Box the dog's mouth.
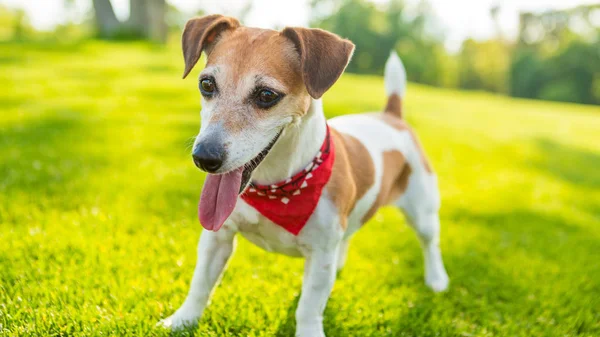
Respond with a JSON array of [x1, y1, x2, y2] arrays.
[[198, 129, 283, 232], [239, 130, 283, 193]]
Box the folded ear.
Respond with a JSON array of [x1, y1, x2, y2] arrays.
[[281, 27, 355, 99], [181, 15, 240, 78]]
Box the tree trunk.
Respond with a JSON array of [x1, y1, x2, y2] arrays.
[[92, 0, 121, 38], [92, 0, 167, 42], [127, 0, 167, 43], [146, 0, 167, 43], [127, 0, 147, 37]]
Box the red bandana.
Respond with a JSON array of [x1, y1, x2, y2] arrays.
[[241, 125, 335, 235]]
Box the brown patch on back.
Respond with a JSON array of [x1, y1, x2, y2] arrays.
[[377, 113, 433, 173], [361, 151, 412, 224], [384, 94, 402, 118], [326, 128, 375, 229]]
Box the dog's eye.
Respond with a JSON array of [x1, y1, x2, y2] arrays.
[[255, 89, 281, 108], [200, 78, 216, 95]]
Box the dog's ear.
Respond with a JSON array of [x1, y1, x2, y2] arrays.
[[181, 15, 240, 79], [281, 27, 354, 99]]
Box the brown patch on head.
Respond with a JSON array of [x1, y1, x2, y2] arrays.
[[201, 27, 311, 134], [207, 27, 305, 91], [326, 129, 375, 229], [361, 151, 412, 223], [377, 113, 433, 173], [384, 94, 402, 118], [182, 16, 355, 99]]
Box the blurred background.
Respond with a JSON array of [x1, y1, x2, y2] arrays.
[[1, 1, 599, 336], [2, 0, 600, 105]]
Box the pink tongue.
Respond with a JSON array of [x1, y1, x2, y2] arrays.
[[198, 167, 244, 231]]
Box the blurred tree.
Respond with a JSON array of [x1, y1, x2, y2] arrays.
[[12, 8, 30, 41], [166, 2, 196, 33], [511, 4, 600, 104], [92, 0, 120, 37], [458, 39, 511, 93], [456, 5, 511, 94], [509, 48, 545, 99], [0, 5, 16, 40], [92, 0, 167, 42], [311, 0, 599, 105], [310, 0, 449, 86], [540, 41, 600, 104], [457, 39, 483, 90]]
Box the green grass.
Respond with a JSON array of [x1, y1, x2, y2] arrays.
[[1, 39, 599, 337]]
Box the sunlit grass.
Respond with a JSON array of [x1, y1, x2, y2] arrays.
[[1, 40, 599, 336]]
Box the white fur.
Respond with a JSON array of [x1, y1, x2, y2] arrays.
[[160, 55, 448, 336], [251, 99, 327, 185], [384, 51, 407, 98]]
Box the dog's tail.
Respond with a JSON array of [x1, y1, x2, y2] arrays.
[[383, 51, 406, 118]]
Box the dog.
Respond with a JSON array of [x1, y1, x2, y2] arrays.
[[159, 14, 449, 336]]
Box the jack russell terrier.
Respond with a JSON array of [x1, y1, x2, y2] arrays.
[[159, 14, 449, 336]]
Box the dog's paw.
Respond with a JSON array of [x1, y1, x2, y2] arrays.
[[426, 270, 449, 293], [157, 311, 200, 330]]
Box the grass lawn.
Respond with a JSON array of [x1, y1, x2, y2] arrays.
[[1, 40, 599, 337]]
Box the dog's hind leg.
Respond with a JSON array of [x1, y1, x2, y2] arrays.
[[396, 175, 449, 292], [408, 211, 449, 292], [158, 227, 236, 330]]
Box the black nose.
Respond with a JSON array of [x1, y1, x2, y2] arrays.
[[192, 142, 226, 173]]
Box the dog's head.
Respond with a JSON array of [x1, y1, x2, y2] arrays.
[[184, 15, 354, 186]]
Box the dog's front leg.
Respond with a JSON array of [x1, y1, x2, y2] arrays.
[[295, 246, 339, 337], [159, 228, 236, 330]]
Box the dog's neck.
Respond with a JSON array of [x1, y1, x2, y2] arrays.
[[251, 98, 327, 185]]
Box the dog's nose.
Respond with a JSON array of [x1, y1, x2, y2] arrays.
[[192, 142, 225, 173]]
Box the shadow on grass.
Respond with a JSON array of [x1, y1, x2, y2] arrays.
[[448, 208, 599, 250], [271, 277, 463, 336], [274, 294, 299, 337], [442, 208, 598, 334], [0, 114, 109, 218], [0, 53, 24, 65], [351, 206, 600, 336], [530, 138, 600, 189], [372, 240, 521, 336], [0, 96, 28, 109]]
